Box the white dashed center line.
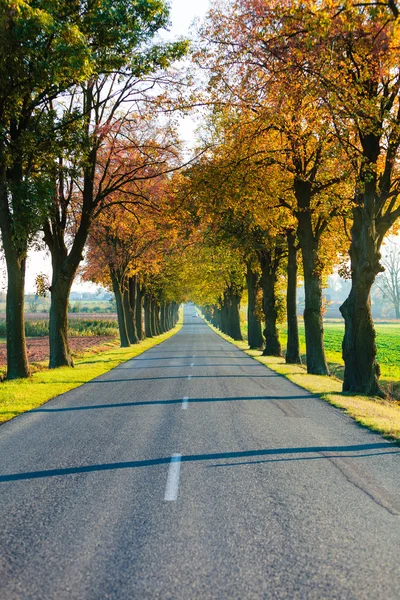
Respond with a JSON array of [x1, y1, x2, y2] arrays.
[[164, 454, 182, 501], [182, 396, 189, 410], [188, 375, 192, 380]]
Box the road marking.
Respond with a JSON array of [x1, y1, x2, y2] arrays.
[[190, 362, 194, 367], [182, 396, 189, 410], [164, 454, 182, 501], [188, 375, 192, 380]]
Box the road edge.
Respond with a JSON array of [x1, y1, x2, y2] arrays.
[[0, 312, 184, 425]]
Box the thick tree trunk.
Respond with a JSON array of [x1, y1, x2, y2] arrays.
[[301, 250, 328, 374], [160, 302, 167, 332], [246, 264, 263, 349], [49, 272, 74, 368], [111, 272, 130, 348], [124, 286, 138, 344], [297, 207, 329, 375], [224, 287, 243, 341], [212, 305, 221, 329], [0, 174, 30, 379], [134, 278, 144, 340], [5, 255, 30, 379], [286, 231, 301, 364], [259, 250, 282, 357], [144, 294, 154, 337], [156, 303, 162, 335], [151, 300, 160, 335], [172, 302, 179, 326], [220, 298, 228, 334], [340, 203, 384, 396], [165, 302, 172, 330]]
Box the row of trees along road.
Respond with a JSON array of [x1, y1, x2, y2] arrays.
[[82, 172, 186, 347], [0, 0, 188, 379], [189, 0, 400, 397], [1, 0, 400, 401]]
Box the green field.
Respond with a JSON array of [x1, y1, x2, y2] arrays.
[[239, 311, 400, 395], [281, 321, 400, 382]]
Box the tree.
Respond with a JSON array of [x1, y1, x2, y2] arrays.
[[0, 0, 92, 378], [197, 4, 353, 374], [83, 172, 185, 346], [270, 0, 400, 394], [42, 82, 185, 368], [0, 0, 187, 378]]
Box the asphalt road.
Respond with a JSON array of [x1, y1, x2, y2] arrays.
[[1, 305, 400, 599]]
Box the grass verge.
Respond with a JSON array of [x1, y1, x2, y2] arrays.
[[0, 318, 183, 425], [202, 314, 400, 442]]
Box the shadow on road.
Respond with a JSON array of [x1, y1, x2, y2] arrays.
[[0, 442, 397, 483], [29, 394, 315, 413]]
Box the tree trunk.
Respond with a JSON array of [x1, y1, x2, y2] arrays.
[[246, 263, 264, 349], [0, 173, 30, 379], [297, 209, 329, 375], [286, 230, 301, 364], [259, 249, 282, 357], [160, 302, 168, 332], [49, 271, 74, 368], [111, 272, 130, 348], [151, 300, 159, 335], [144, 294, 154, 337], [134, 277, 144, 340], [212, 305, 221, 329], [172, 302, 179, 326], [124, 286, 138, 344], [5, 255, 30, 379], [224, 287, 243, 340], [220, 298, 228, 334], [340, 203, 384, 396]]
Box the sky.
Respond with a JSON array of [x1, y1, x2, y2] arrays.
[[20, 0, 211, 293]]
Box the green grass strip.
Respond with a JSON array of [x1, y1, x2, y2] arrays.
[[201, 314, 400, 443], [0, 318, 183, 425]]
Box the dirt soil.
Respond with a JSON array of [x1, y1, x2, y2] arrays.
[[0, 336, 116, 366]]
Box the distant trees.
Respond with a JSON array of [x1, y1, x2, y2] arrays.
[[83, 172, 186, 347], [376, 243, 400, 319]]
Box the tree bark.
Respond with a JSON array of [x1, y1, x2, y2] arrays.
[[172, 302, 179, 326], [286, 230, 301, 364], [151, 300, 160, 335], [246, 263, 264, 350], [340, 202, 384, 396], [134, 277, 145, 340], [212, 305, 221, 329], [144, 294, 154, 337], [224, 287, 243, 340], [160, 302, 168, 332], [220, 297, 228, 334], [49, 271, 74, 368], [111, 271, 130, 348], [0, 171, 30, 379], [258, 249, 282, 357], [124, 285, 138, 344], [5, 255, 30, 379], [296, 204, 329, 375]]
